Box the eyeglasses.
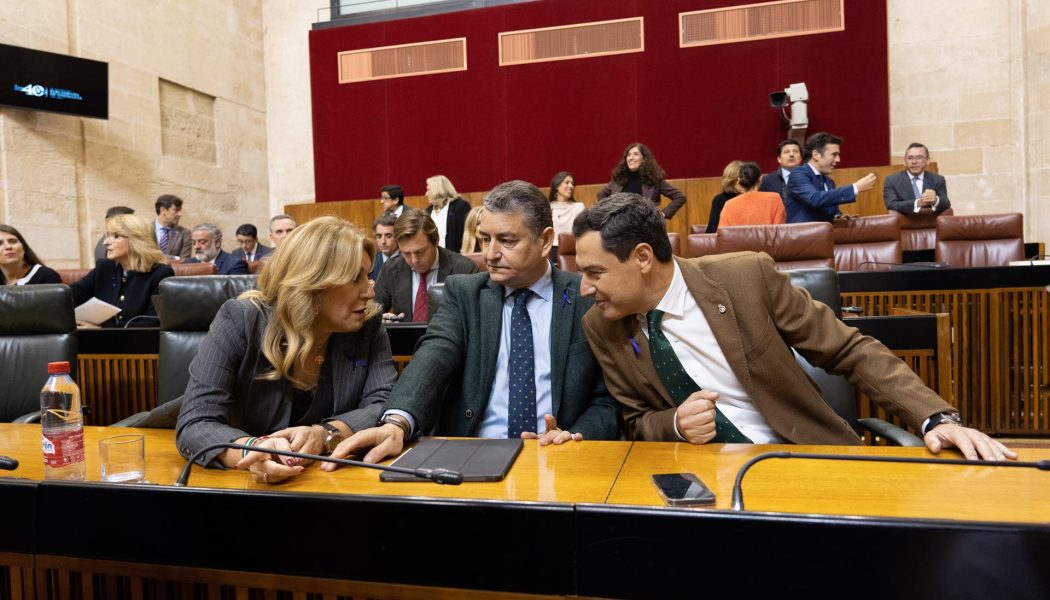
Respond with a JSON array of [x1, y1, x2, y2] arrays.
[[905, 155, 928, 162]]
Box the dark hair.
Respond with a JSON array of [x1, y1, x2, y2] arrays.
[[381, 185, 404, 205], [737, 162, 762, 190], [372, 213, 397, 230], [154, 194, 183, 214], [394, 209, 440, 245], [485, 180, 553, 239], [776, 138, 802, 156], [0, 224, 45, 283], [611, 142, 666, 188], [906, 142, 929, 158], [803, 132, 843, 160], [105, 206, 135, 219], [235, 223, 258, 238], [548, 171, 576, 203], [572, 193, 671, 263]]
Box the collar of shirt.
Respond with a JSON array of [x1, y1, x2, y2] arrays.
[[502, 262, 554, 304], [911, 172, 924, 185], [807, 162, 823, 178], [635, 260, 686, 335], [780, 167, 792, 181], [154, 220, 168, 236], [15, 263, 41, 285]]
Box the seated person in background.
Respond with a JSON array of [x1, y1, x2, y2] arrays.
[[374, 209, 478, 322], [175, 216, 397, 484], [94, 206, 134, 262], [758, 138, 803, 198], [268, 214, 297, 249], [718, 161, 786, 227], [153, 194, 192, 261], [184, 223, 249, 275], [0, 224, 62, 285], [329, 180, 620, 466], [379, 184, 406, 218], [549, 170, 584, 261], [460, 205, 484, 254], [786, 131, 877, 223], [705, 160, 742, 233], [71, 214, 174, 327], [573, 193, 1014, 461], [231, 223, 272, 263], [883, 143, 951, 214], [370, 213, 400, 282]]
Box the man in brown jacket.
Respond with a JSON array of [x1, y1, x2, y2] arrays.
[[573, 193, 1013, 461]]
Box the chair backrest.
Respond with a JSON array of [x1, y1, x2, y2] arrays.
[[831, 214, 902, 271], [557, 232, 577, 272], [689, 224, 708, 234], [891, 207, 954, 251], [786, 269, 857, 428], [463, 252, 488, 272], [717, 223, 834, 270], [934, 212, 1025, 267], [157, 275, 258, 405], [685, 233, 718, 258], [57, 268, 91, 286], [666, 232, 681, 257], [0, 284, 77, 421], [172, 262, 218, 277]]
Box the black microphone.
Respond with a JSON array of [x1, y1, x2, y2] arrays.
[[0, 455, 19, 470], [853, 261, 950, 271], [174, 443, 463, 487], [731, 451, 1050, 511]]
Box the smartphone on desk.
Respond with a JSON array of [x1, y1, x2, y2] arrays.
[[651, 473, 716, 507]]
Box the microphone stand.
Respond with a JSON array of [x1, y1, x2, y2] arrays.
[[731, 451, 1050, 511], [174, 443, 463, 487]]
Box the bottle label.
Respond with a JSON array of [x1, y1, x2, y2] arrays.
[[42, 429, 85, 468]]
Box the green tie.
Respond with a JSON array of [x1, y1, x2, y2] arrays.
[[646, 309, 752, 443]]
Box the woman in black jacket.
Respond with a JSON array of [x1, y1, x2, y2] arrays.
[[596, 143, 687, 219], [0, 224, 62, 285], [424, 174, 471, 252]]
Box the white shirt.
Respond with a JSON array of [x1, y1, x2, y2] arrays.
[[908, 172, 940, 213], [641, 261, 786, 444], [780, 167, 792, 184], [432, 204, 449, 248], [14, 264, 42, 285]]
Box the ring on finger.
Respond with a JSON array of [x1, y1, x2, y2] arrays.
[[262, 471, 269, 483]]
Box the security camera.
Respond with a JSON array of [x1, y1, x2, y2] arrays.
[[769, 82, 809, 135], [769, 91, 789, 108]]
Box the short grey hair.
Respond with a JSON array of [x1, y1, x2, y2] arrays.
[[192, 223, 222, 241], [483, 180, 553, 239]]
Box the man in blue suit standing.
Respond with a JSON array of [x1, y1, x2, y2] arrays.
[[328, 180, 620, 466], [785, 132, 877, 223], [185, 224, 249, 274]]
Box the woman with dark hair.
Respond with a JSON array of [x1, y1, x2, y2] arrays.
[[704, 160, 743, 233], [718, 161, 786, 228], [596, 143, 687, 219], [548, 171, 584, 260], [0, 224, 62, 285]]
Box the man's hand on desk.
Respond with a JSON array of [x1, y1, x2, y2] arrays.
[[521, 414, 582, 446], [267, 425, 326, 462], [924, 424, 1018, 462], [235, 436, 305, 484], [675, 391, 719, 444], [323, 423, 405, 469]]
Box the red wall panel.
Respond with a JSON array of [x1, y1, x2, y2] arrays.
[[309, 0, 889, 201]]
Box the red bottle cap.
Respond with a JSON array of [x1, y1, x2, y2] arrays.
[[47, 361, 71, 375]]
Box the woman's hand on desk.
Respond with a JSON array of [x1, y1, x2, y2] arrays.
[[924, 424, 1018, 462], [268, 425, 326, 461], [323, 424, 405, 470], [235, 436, 305, 484], [521, 414, 582, 446]]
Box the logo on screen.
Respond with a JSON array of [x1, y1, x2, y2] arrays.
[[14, 83, 83, 101], [14, 83, 47, 97]]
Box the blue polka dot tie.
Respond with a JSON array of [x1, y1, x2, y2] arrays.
[[507, 289, 537, 438], [646, 309, 752, 443]]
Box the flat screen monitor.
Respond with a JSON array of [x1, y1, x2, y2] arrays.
[[0, 43, 108, 119]]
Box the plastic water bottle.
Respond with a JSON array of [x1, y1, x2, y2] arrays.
[[40, 361, 86, 481]]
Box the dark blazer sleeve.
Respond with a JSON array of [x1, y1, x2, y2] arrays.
[[218, 252, 249, 275], [929, 172, 951, 211], [373, 259, 398, 313], [786, 167, 855, 221], [69, 266, 100, 306], [882, 172, 916, 213], [27, 265, 62, 284], [175, 227, 193, 260], [596, 179, 619, 201], [758, 170, 784, 195], [705, 192, 734, 233], [657, 180, 687, 219], [443, 198, 471, 252]]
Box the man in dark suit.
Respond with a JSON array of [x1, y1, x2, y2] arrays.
[[369, 213, 399, 282], [785, 132, 878, 223], [327, 181, 621, 466], [185, 223, 249, 275], [883, 143, 951, 214], [373, 209, 478, 322], [153, 194, 193, 260], [231, 223, 272, 263], [379, 184, 406, 218], [758, 138, 803, 198], [571, 193, 1012, 461]]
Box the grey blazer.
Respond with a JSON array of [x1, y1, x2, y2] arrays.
[[373, 246, 479, 321], [883, 170, 951, 213], [385, 268, 620, 440], [175, 299, 397, 466], [154, 221, 193, 260]]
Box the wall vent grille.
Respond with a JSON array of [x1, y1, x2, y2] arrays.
[[680, 0, 843, 48], [499, 17, 644, 66], [338, 38, 467, 83]]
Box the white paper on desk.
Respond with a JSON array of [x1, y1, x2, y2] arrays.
[[75, 297, 121, 325]]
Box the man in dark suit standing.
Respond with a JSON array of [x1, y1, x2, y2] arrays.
[[883, 143, 951, 214], [785, 132, 877, 223], [373, 209, 478, 322], [758, 138, 803, 198], [327, 181, 620, 466], [153, 194, 193, 260], [185, 223, 248, 275], [369, 214, 399, 282], [231, 223, 272, 263]]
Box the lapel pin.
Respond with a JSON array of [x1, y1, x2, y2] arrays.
[[717, 304, 727, 314], [562, 289, 572, 307], [628, 335, 641, 357]]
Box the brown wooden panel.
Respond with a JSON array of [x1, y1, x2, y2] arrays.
[[76, 355, 158, 426]]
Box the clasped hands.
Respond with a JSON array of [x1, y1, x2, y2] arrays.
[[235, 424, 329, 484]]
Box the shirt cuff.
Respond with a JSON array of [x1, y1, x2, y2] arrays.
[[671, 411, 687, 442], [913, 198, 923, 213], [383, 409, 417, 438]]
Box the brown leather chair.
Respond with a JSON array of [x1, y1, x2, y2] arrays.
[[689, 224, 708, 234], [831, 215, 902, 271], [557, 232, 577, 272], [716, 223, 834, 270], [685, 233, 718, 258], [891, 207, 954, 251], [463, 252, 488, 272], [935, 212, 1025, 267], [666, 232, 681, 257], [56, 268, 91, 286], [172, 262, 218, 277]]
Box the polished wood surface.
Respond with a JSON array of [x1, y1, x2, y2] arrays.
[[607, 442, 1050, 524]]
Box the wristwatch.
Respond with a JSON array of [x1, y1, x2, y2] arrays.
[[317, 421, 343, 455], [924, 411, 962, 434]]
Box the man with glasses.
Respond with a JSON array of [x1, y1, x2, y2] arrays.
[[883, 143, 951, 214]]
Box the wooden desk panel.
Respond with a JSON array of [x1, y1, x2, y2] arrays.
[[608, 442, 1050, 524]]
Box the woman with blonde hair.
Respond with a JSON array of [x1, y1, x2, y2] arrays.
[[70, 214, 174, 327], [425, 174, 471, 252], [460, 205, 484, 254], [176, 216, 396, 484], [704, 160, 743, 233], [718, 161, 787, 228]]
